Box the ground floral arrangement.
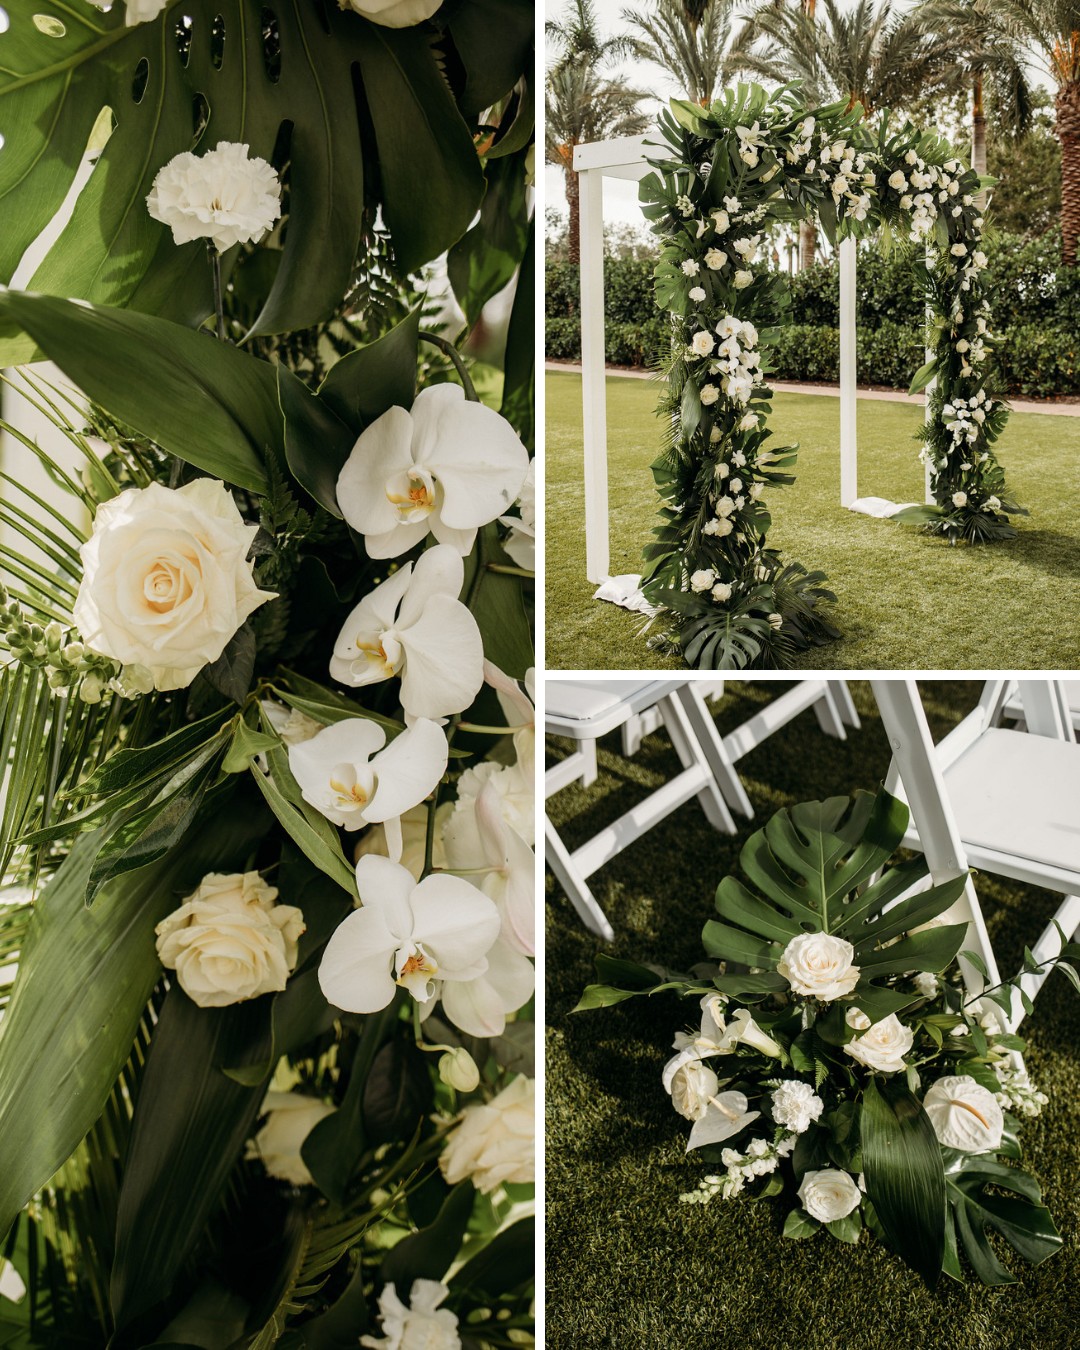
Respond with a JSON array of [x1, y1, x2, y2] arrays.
[[0, 1, 535, 1346], [638, 83, 1024, 671], [577, 789, 1079, 1288]]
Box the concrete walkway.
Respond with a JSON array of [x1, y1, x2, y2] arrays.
[[545, 361, 1080, 418]]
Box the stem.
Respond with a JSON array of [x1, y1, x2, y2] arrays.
[[208, 242, 226, 342], [456, 720, 528, 735], [486, 562, 534, 579], [419, 331, 478, 401]]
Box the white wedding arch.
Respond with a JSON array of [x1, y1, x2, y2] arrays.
[[571, 133, 934, 586]]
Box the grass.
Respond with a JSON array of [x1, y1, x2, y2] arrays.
[[545, 681, 1080, 1350], [544, 372, 1080, 670]]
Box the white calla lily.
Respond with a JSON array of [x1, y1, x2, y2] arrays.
[[329, 545, 483, 719], [319, 855, 500, 1014], [336, 384, 529, 558], [288, 717, 446, 831]]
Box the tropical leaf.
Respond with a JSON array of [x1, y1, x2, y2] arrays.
[[861, 1076, 946, 1288], [0, 1, 504, 358], [944, 1151, 1062, 1285]]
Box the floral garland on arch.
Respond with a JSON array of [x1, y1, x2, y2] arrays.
[[576, 789, 1079, 1288], [0, 1, 535, 1343], [637, 83, 1024, 671]]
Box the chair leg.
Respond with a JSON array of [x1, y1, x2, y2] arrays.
[[810, 684, 848, 741], [545, 814, 615, 942], [672, 685, 753, 819], [828, 680, 861, 730], [580, 737, 599, 788]]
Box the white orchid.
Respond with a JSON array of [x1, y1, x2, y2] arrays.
[[288, 717, 446, 832], [329, 545, 482, 720], [498, 458, 535, 570], [484, 660, 535, 779], [336, 384, 528, 558]]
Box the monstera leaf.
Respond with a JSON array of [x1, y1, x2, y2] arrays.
[[943, 1151, 1062, 1285], [703, 788, 970, 1005], [0, 0, 522, 360]]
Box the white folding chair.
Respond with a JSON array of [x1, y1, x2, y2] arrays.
[[873, 679, 1080, 1035], [999, 679, 1080, 737], [545, 680, 737, 941]]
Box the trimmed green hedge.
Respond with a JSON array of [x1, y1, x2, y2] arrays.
[[546, 232, 1080, 398]]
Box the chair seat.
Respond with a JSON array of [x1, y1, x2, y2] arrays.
[[545, 680, 685, 739], [941, 728, 1080, 877]]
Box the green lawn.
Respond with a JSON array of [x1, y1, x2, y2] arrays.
[[545, 681, 1080, 1350], [544, 371, 1080, 670]]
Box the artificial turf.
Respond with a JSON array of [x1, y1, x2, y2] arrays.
[[543, 372, 1080, 671], [544, 681, 1080, 1349]]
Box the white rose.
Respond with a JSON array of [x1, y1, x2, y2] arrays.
[[691, 330, 716, 357], [952, 491, 968, 508], [844, 1012, 914, 1073], [922, 1075, 1004, 1152], [777, 932, 860, 1000], [700, 384, 720, 406], [666, 1058, 720, 1120], [73, 479, 274, 691], [711, 582, 732, 602], [147, 142, 281, 252], [690, 568, 717, 592], [985, 495, 1001, 510], [362, 1280, 461, 1350], [439, 1075, 534, 1193], [733, 269, 754, 289], [704, 248, 727, 269], [688, 285, 706, 302], [341, 0, 442, 28], [703, 518, 733, 537], [798, 1169, 861, 1223], [771, 1080, 824, 1134], [950, 242, 968, 257], [738, 412, 758, 431], [913, 971, 939, 999], [888, 170, 907, 191], [711, 209, 730, 233], [247, 1091, 335, 1186], [155, 871, 305, 1007]]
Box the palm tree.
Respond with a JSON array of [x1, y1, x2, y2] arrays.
[[545, 63, 651, 263], [955, 1, 1080, 263], [546, 0, 650, 263], [914, 1, 1033, 209], [622, 0, 753, 107], [743, 0, 961, 266]]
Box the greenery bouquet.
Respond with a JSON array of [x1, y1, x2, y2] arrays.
[[577, 788, 1078, 1288], [0, 1, 535, 1345]]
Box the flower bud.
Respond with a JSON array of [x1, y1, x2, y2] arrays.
[[79, 673, 105, 704], [439, 1047, 480, 1093]]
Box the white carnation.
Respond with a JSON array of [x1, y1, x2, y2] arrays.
[[147, 142, 281, 252], [770, 1080, 823, 1134]]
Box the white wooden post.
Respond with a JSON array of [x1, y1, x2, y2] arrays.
[[576, 160, 610, 584], [838, 236, 857, 507], [924, 246, 935, 505]]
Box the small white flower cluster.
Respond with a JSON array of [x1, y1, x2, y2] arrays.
[[994, 1062, 1050, 1119], [942, 389, 991, 449], [698, 314, 762, 410], [785, 117, 872, 221], [888, 151, 972, 245], [679, 1134, 797, 1205]]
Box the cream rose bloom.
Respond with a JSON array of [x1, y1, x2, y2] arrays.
[[73, 479, 274, 691], [247, 1091, 335, 1186], [147, 142, 281, 252], [439, 1074, 534, 1193], [922, 1075, 1004, 1152], [155, 871, 305, 1007], [342, 0, 443, 29], [844, 1012, 914, 1073], [798, 1168, 861, 1223], [663, 1055, 720, 1121], [777, 931, 860, 1000]]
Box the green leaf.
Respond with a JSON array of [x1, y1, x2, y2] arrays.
[[223, 719, 281, 775], [0, 292, 274, 493], [72, 711, 227, 799], [500, 219, 535, 451], [856, 924, 968, 980], [353, 23, 484, 275], [702, 918, 780, 968], [447, 0, 534, 119], [782, 1208, 820, 1239], [570, 984, 642, 1012], [362, 1037, 435, 1146], [0, 795, 269, 1242], [110, 993, 269, 1333], [463, 523, 533, 679], [851, 872, 968, 947], [861, 1076, 946, 1288], [945, 1153, 1062, 1285], [199, 622, 258, 707], [277, 365, 356, 519], [317, 307, 421, 433], [594, 953, 667, 990], [825, 1211, 862, 1244], [450, 1217, 534, 1299], [449, 153, 530, 327], [908, 358, 938, 395], [380, 1182, 476, 1288]]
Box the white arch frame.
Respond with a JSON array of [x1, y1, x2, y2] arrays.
[[571, 136, 933, 585]]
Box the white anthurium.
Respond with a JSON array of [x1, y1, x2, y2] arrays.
[[686, 1089, 760, 1152], [441, 776, 535, 956], [288, 717, 447, 832], [329, 545, 483, 720], [336, 384, 529, 558], [319, 855, 500, 1014]]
